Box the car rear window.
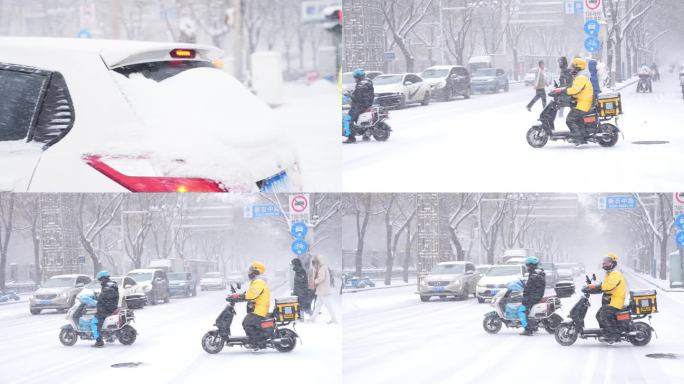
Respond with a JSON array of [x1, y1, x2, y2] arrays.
[[113, 61, 213, 82], [0, 68, 47, 141]]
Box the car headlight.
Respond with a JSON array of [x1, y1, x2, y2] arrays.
[[487, 79, 494, 82], [143, 285, 151, 292]]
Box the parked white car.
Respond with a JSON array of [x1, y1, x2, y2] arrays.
[[476, 264, 527, 303], [199, 272, 226, 291], [373, 73, 431, 109], [0, 37, 301, 193]]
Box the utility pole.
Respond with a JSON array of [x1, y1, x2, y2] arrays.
[[232, 0, 245, 82]]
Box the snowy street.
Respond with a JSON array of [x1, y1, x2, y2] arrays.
[[343, 270, 684, 384], [343, 73, 684, 192], [0, 282, 342, 384]]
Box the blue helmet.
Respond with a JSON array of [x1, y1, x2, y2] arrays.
[[352, 68, 366, 79], [96, 270, 111, 281], [525, 256, 540, 266]]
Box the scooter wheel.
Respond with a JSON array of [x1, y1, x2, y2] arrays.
[[629, 322, 652, 346], [372, 122, 391, 142], [482, 315, 502, 334], [274, 328, 297, 353], [59, 328, 78, 346], [118, 325, 137, 345], [526, 126, 548, 148], [598, 123, 619, 147], [554, 324, 578, 346], [201, 331, 225, 354]]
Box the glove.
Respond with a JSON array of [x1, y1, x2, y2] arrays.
[[552, 88, 562, 96], [226, 293, 241, 302]]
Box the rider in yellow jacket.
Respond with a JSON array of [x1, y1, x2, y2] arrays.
[[237, 261, 270, 347], [588, 253, 628, 342], [553, 58, 594, 144]]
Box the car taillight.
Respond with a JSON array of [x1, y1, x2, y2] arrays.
[[83, 155, 229, 193], [170, 49, 196, 59]]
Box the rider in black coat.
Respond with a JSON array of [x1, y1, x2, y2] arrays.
[[291, 258, 312, 315], [92, 271, 119, 348], [344, 68, 375, 144], [520, 257, 546, 336]]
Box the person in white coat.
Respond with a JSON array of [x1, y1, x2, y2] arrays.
[[309, 254, 338, 324]]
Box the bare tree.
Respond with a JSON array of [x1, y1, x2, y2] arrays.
[[18, 195, 42, 285], [123, 195, 155, 269], [479, 197, 508, 264], [76, 194, 124, 278], [635, 193, 675, 280], [443, 194, 482, 261], [604, 0, 655, 83], [381, 0, 435, 72], [444, 3, 478, 65], [0, 194, 15, 290], [377, 194, 417, 285], [501, 197, 536, 249]]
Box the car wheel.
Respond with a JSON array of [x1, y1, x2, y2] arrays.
[[149, 292, 157, 306], [443, 88, 451, 102], [421, 92, 430, 106], [30, 308, 41, 315], [398, 95, 407, 109], [463, 87, 470, 99], [420, 296, 430, 302], [477, 297, 485, 304]]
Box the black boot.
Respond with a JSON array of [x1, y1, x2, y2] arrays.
[[520, 327, 534, 336], [92, 337, 104, 348], [343, 135, 356, 144]]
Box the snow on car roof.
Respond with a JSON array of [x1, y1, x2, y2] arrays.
[[50, 274, 87, 278], [423, 65, 461, 70], [127, 269, 161, 274], [0, 37, 222, 68]]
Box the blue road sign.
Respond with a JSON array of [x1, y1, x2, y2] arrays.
[[291, 239, 309, 256], [600, 195, 637, 209], [78, 256, 86, 265], [584, 19, 600, 36], [585, 36, 601, 53], [251, 204, 282, 218], [291, 221, 308, 239], [574, 1, 584, 14], [78, 29, 91, 39], [676, 214, 684, 230], [676, 231, 684, 248]]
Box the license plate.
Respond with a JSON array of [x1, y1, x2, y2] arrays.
[[489, 289, 499, 295], [431, 287, 446, 292], [40, 300, 52, 305]]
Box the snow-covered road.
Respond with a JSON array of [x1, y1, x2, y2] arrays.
[[342, 73, 684, 192], [0, 283, 341, 384], [343, 270, 684, 384]]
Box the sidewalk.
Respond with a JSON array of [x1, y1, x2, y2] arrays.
[[625, 268, 684, 293], [341, 279, 416, 294]]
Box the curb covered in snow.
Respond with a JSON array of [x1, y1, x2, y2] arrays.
[[342, 282, 414, 294], [624, 269, 684, 293]]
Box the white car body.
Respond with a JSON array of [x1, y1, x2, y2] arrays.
[[373, 73, 431, 108], [476, 264, 527, 302], [86, 276, 145, 308], [200, 273, 226, 290], [0, 37, 301, 193]]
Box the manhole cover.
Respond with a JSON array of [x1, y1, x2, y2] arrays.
[[632, 140, 670, 145], [645, 353, 679, 359], [111, 362, 144, 368]]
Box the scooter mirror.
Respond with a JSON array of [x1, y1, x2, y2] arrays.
[[592, 273, 597, 281], [554, 80, 558, 87], [236, 283, 241, 290]]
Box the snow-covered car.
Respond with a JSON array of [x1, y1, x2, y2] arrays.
[[199, 272, 226, 291], [470, 68, 509, 93], [343, 277, 376, 289], [168, 272, 197, 298], [85, 276, 146, 309], [556, 268, 574, 282], [419, 261, 479, 302], [126, 269, 170, 305], [476, 264, 526, 303], [29, 274, 91, 314], [0, 37, 301, 193], [420, 65, 471, 101], [373, 73, 431, 109]]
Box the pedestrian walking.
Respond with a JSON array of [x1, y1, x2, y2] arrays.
[[526, 61, 548, 112], [309, 254, 339, 324]]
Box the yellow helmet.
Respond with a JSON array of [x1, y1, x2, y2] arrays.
[[250, 261, 266, 275], [571, 58, 587, 71], [606, 253, 618, 262]]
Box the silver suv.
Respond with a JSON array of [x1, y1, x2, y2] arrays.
[[29, 274, 91, 315], [418, 261, 480, 302]]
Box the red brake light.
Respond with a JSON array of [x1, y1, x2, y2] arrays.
[[170, 49, 196, 59], [83, 155, 228, 193]]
